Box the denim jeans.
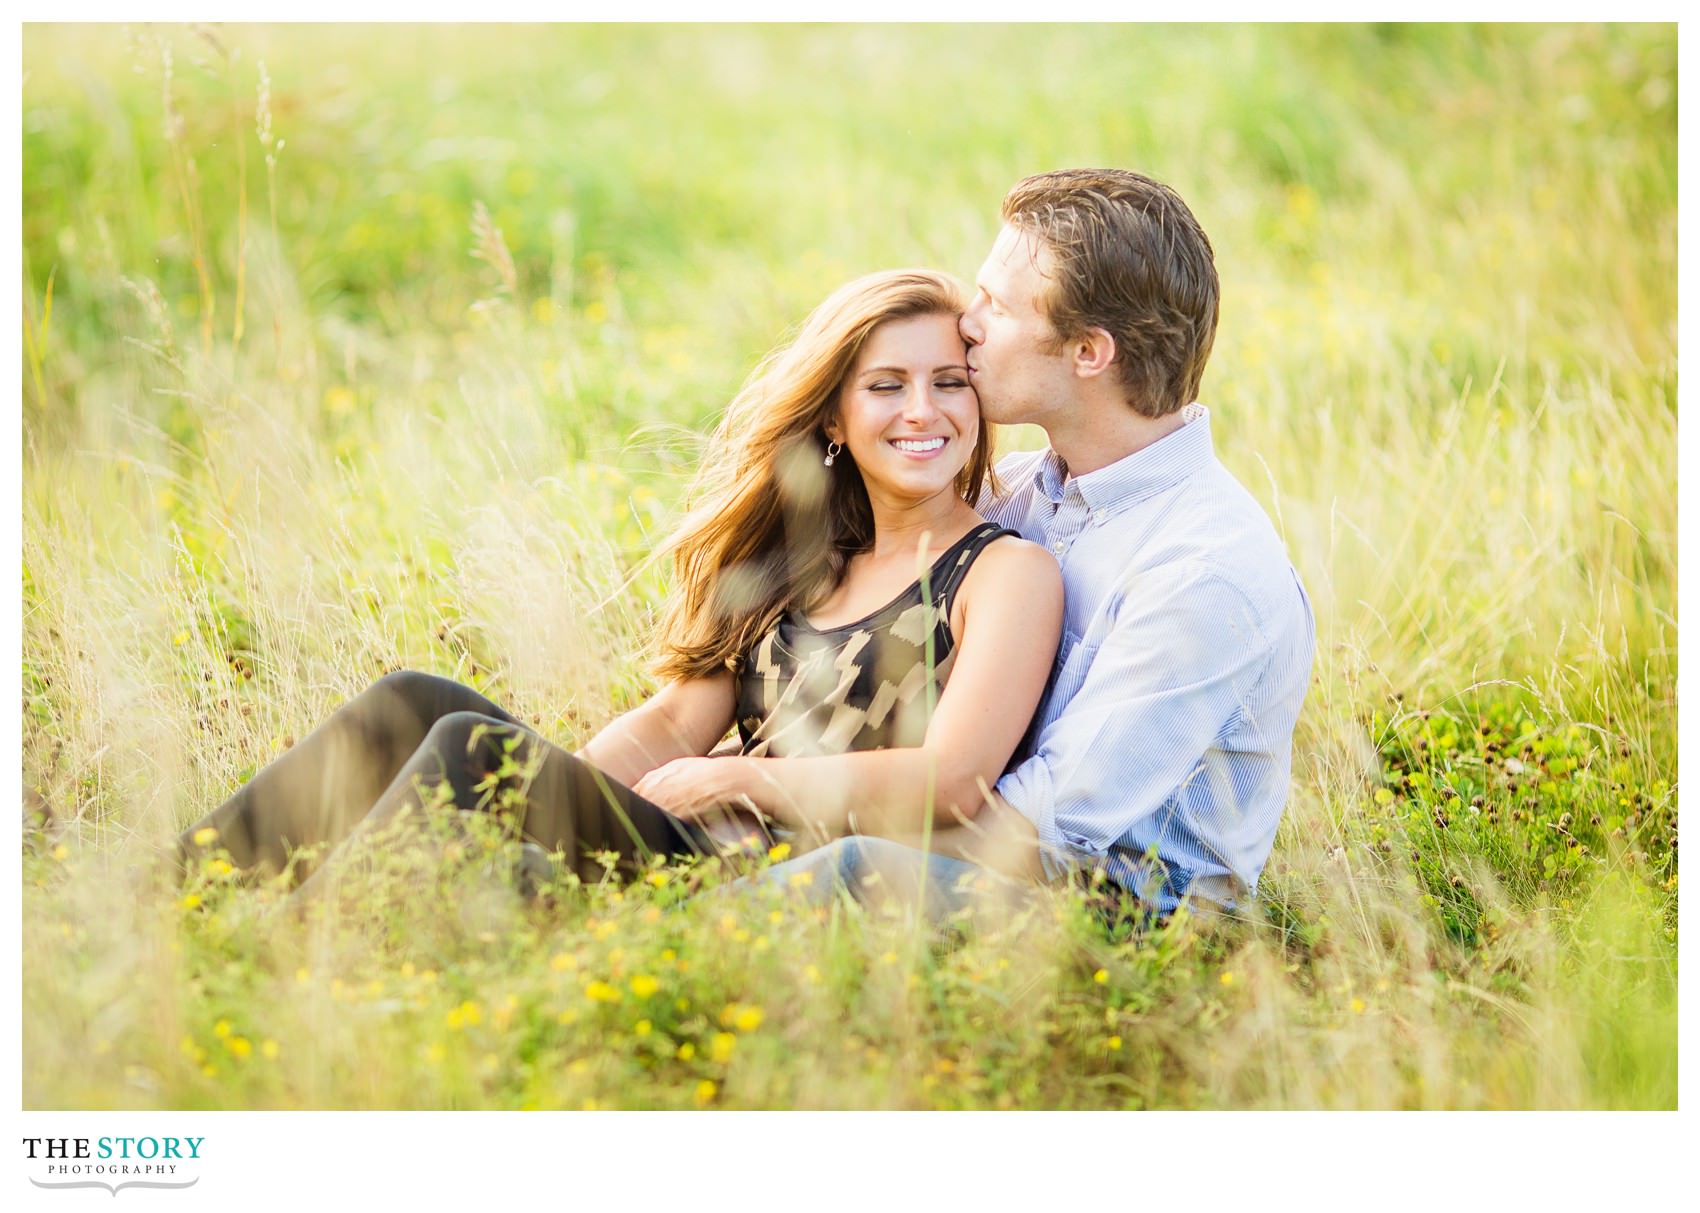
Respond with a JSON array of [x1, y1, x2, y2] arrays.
[[749, 836, 1036, 924]]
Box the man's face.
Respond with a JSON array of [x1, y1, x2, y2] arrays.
[[960, 224, 1077, 427]]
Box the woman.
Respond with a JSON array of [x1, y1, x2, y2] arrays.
[[176, 270, 1064, 899]]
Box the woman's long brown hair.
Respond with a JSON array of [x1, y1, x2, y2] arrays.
[[652, 269, 996, 681]]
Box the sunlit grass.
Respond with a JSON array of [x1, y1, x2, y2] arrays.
[[22, 22, 1675, 1109]]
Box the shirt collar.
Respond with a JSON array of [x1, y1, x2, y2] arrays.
[[1032, 403, 1214, 511]]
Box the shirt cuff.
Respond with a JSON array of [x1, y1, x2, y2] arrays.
[[995, 759, 1075, 882]]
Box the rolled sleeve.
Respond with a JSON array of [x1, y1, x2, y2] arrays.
[[995, 563, 1273, 869], [989, 747, 1073, 879]]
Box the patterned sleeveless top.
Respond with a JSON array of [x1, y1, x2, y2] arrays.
[[734, 522, 1017, 758]]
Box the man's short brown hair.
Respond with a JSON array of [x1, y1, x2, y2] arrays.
[[1002, 168, 1219, 418]]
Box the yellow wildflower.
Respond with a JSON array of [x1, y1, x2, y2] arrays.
[[51, 844, 69, 862], [1350, 998, 1367, 1014], [1220, 972, 1235, 987], [550, 952, 577, 972], [1107, 1035, 1123, 1051], [677, 1042, 695, 1061], [192, 827, 219, 847], [767, 842, 792, 863], [213, 1020, 232, 1038], [180, 894, 201, 911], [694, 1079, 717, 1105], [711, 1032, 737, 1063], [734, 1006, 764, 1033], [584, 980, 621, 1003], [629, 974, 660, 999], [224, 1036, 252, 1059], [1093, 968, 1109, 984]]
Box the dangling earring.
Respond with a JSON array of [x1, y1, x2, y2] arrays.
[[823, 440, 842, 468]]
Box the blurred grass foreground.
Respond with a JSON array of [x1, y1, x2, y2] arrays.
[[21, 23, 1675, 1109]]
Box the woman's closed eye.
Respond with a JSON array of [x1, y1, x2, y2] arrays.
[[934, 376, 969, 391]]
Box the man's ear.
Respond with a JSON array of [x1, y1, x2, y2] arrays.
[[1071, 327, 1117, 380]]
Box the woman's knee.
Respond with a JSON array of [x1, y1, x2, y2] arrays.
[[370, 669, 474, 713], [422, 710, 516, 754]]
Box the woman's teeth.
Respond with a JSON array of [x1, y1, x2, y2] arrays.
[[892, 437, 945, 452]]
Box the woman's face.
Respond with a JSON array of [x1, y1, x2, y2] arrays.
[[827, 312, 980, 504]]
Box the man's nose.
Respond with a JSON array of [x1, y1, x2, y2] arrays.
[[959, 304, 983, 346]]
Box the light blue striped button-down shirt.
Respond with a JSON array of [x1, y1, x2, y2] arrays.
[[979, 404, 1315, 912]]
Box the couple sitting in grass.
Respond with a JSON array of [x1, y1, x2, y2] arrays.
[[178, 168, 1315, 922]]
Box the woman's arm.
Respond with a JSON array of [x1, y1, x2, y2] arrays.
[[633, 538, 1064, 841], [575, 670, 737, 788]]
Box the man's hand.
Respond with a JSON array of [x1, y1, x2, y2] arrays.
[[631, 756, 754, 821]]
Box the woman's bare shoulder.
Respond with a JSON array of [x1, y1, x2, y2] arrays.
[[975, 532, 1062, 573], [958, 534, 1064, 607]]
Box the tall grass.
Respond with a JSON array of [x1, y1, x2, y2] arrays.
[[21, 23, 1675, 1109]]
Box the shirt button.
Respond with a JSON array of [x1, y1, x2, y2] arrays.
[[1094, 509, 1107, 525], [1051, 540, 1066, 555]]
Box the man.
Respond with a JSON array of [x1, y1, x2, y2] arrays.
[[764, 168, 1315, 917]]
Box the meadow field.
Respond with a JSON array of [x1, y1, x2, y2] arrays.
[[20, 23, 1676, 1110]]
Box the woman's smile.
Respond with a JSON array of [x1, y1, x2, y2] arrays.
[[889, 435, 949, 458]]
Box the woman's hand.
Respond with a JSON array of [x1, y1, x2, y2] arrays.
[[575, 672, 737, 789], [632, 756, 755, 821]]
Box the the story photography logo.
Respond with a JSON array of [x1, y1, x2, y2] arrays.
[[22, 1133, 204, 1196]]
